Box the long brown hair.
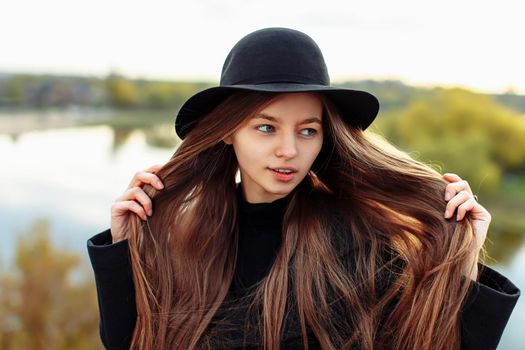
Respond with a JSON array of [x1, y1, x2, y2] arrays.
[[127, 91, 477, 349]]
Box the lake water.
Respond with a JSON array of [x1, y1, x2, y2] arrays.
[[0, 122, 523, 348]]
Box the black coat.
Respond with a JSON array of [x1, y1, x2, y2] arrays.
[[87, 191, 520, 349]]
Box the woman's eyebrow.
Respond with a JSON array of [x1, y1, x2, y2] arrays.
[[252, 113, 322, 125]]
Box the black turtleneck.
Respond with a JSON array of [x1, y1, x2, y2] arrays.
[[232, 184, 290, 297]]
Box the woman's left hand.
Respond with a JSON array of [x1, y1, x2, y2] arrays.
[[442, 173, 492, 281]]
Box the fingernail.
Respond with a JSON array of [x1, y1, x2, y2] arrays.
[[445, 192, 450, 201], [444, 210, 449, 218], [157, 181, 164, 189], [148, 209, 152, 216]]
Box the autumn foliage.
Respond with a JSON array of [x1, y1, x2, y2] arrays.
[[0, 220, 101, 350]]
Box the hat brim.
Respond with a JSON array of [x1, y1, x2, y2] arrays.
[[175, 83, 380, 139]]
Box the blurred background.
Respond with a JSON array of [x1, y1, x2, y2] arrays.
[[0, 0, 524, 348]]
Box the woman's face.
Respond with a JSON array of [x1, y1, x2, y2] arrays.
[[224, 92, 324, 203]]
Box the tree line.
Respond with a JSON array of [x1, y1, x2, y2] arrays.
[[0, 72, 212, 110], [1, 72, 524, 114]]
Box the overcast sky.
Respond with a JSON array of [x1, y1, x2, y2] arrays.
[[1, 0, 523, 93]]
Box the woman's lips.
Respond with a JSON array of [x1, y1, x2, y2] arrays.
[[269, 168, 296, 181]]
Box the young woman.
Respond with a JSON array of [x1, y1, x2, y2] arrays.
[[87, 28, 520, 350]]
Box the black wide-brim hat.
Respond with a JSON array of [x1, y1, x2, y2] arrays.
[[175, 27, 380, 140]]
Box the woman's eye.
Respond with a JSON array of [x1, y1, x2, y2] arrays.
[[300, 128, 317, 137], [256, 124, 275, 133]]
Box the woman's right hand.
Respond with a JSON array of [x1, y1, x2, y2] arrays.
[[110, 164, 165, 244]]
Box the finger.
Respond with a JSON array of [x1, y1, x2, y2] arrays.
[[120, 187, 154, 216], [112, 200, 148, 221], [456, 198, 478, 221], [444, 180, 472, 201], [128, 170, 164, 190], [145, 164, 164, 174], [444, 190, 472, 218], [443, 173, 462, 182]]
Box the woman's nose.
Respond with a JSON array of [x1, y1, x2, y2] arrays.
[[275, 133, 298, 158]]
